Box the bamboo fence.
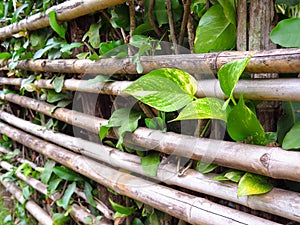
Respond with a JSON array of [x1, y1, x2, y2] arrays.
[[0, 173, 54, 225], [1, 48, 300, 74], [0, 111, 299, 222], [0, 0, 126, 40], [1, 93, 299, 182], [0, 122, 281, 225], [0, 160, 113, 224]]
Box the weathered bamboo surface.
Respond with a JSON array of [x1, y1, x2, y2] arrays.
[[0, 111, 299, 222], [0, 93, 299, 182], [0, 122, 280, 225], [0, 0, 126, 40], [1, 77, 300, 101], [0, 173, 54, 225], [1, 48, 300, 74]]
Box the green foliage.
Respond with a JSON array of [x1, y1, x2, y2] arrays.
[[124, 68, 197, 112], [194, 4, 236, 53], [110, 5, 130, 30], [141, 152, 160, 176], [282, 121, 300, 150], [276, 0, 300, 6], [84, 181, 97, 207], [195, 161, 218, 174], [41, 160, 55, 184], [49, 11, 67, 40], [57, 182, 76, 210], [270, 18, 300, 47], [82, 21, 102, 49], [109, 198, 137, 219], [53, 166, 84, 182]]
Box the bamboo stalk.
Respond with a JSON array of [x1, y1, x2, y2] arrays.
[[1, 48, 300, 74], [1, 76, 300, 101], [0, 111, 299, 222], [0, 161, 113, 225], [0, 122, 282, 225], [1, 94, 300, 183], [0, 0, 127, 40], [0, 173, 54, 225]]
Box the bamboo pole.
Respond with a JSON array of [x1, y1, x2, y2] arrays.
[[0, 160, 113, 224], [1, 48, 300, 74], [0, 122, 282, 225], [0, 173, 54, 225], [0, 111, 299, 222], [0, 0, 127, 40], [1, 94, 300, 182], [1, 76, 300, 101]]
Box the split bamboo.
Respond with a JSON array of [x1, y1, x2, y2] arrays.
[[0, 111, 299, 222], [0, 122, 282, 225], [1, 76, 300, 101], [0, 0, 127, 40], [1, 93, 300, 182], [1, 49, 300, 75], [0, 160, 113, 224], [0, 173, 54, 225]]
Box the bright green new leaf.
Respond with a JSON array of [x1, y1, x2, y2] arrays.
[[270, 18, 300, 47], [218, 57, 251, 100], [195, 161, 218, 174], [227, 96, 266, 145], [84, 181, 96, 207], [173, 97, 229, 122], [194, 4, 236, 53], [237, 173, 273, 197], [0, 52, 11, 60], [41, 160, 55, 184], [82, 22, 102, 49], [141, 152, 160, 176], [99, 108, 142, 149], [124, 68, 197, 112], [282, 121, 300, 150], [53, 75, 65, 93], [57, 182, 76, 210], [53, 166, 83, 182], [224, 170, 244, 183], [49, 11, 67, 39], [109, 198, 136, 218]]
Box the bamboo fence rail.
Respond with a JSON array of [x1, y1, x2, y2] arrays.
[[1, 48, 300, 74], [0, 122, 281, 225], [0, 0, 126, 40], [0, 173, 54, 225], [0, 111, 299, 222], [1, 76, 300, 101], [1, 93, 299, 182], [0, 160, 113, 225]]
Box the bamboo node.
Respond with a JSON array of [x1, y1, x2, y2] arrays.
[[260, 153, 270, 168]]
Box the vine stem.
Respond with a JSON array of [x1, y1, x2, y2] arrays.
[[166, 0, 179, 54], [178, 0, 192, 46], [148, 0, 163, 37]]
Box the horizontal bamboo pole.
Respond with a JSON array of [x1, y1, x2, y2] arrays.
[[0, 111, 299, 222], [1, 93, 300, 182], [0, 160, 113, 225], [0, 173, 53, 225], [0, 123, 280, 225], [1, 48, 300, 74], [0, 0, 126, 40], [1, 76, 300, 101]]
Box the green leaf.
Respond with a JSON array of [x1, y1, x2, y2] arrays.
[[30, 28, 49, 50], [99, 40, 123, 55], [109, 198, 136, 218], [224, 170, 244, 183], [282, 121, 300, 150], [20, 75, 36, 92], [50, 100, 72, 113], [53, 75, 65, 93], [194, 4, 236, 53], [124, 68, 197, 112], [53, 166, 83, 181], [48, 178, 62, 196], [132, 218, 144, 225], [218, 57, 251, 100], [60, 42, 83, 53], [99, 126, 111, 141], [53, 213, 71, 225], [195, 161, 218, 174], [173, 97, 229, 122], [227, 96, 266, 145], [110, 5, 130, 30], [217, 0, 236, 26], [22, 185, 33, 200], [275, 0, 300, 7], [270, 18, 300, 47], [47, 90, 71, 103], [57, 182, 76, 210], [237, 173, 273, 197], [49, 11, 66, 39], [83, 75, 113, 87], [133, 23, 154, 35], [84, 181, 96, 207], [141, 152, 160, 176], [82, 22, 102, 49], [41, 160, 56, 184], [0, 52, 11, 60]]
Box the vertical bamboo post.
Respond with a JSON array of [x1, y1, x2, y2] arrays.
[[248, 0, 279, 131]]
